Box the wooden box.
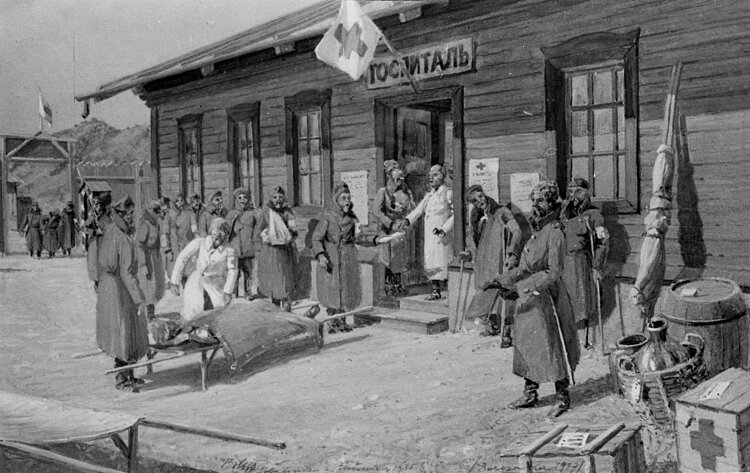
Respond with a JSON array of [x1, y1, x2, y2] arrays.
[[675, 367, 750, 473], [498, 423, 645, 473]]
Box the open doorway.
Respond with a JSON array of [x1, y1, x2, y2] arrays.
[[374, 87, 464, 302]]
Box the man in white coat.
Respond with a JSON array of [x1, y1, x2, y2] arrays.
[[404, 164, 454, 300], [170, 218, 238, 321]]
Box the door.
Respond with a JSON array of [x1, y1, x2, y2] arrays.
[[16, 196, 31, 231]]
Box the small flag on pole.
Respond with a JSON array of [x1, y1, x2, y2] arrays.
[[314, 0, 382, 80], [38, 89, 52, 128]]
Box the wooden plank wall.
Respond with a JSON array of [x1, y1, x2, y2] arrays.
[[149, 0, 750, 286]]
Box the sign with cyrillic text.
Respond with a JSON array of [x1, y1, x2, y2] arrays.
[[366, 38, 475, 89]]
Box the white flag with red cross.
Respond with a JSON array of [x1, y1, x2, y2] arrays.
[[314, 0, 382, 80]]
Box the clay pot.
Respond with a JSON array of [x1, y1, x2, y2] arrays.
[[634, 319, 690, 372]]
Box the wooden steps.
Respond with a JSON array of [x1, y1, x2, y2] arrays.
[[398, 293, 449, 315]]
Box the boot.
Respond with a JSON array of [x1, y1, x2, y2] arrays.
[[548, 378, 571, 418], [480, 313, 501, 337], [384, 272, 395, 297], [146, 304, 156, 322], [128, 370, 145, 387], [501, 324, 513, 348], [394, 273, 408, 295], [282, 299, 292, 312], [509, 379, 539, 409]]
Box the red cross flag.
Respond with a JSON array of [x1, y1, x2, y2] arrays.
[[315, 0, 382, 80]]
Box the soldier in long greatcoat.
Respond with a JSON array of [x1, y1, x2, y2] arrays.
[[136, 200, 165, 321], [58, 201, 77, 256], [168, 195, 195, 283], [312, 182, 361, 333], [22, 201, 43, 258], [42, 210, 61, 258], [487, 181, 580, 418], [405, 164, 454, 300], [459, 185, 523, 342], [226, 187, 259, 299], [371, 160, 414, 296], [87, 192, 147, 393], [560, 177, 610, 349], [256, 186, 298, 310]]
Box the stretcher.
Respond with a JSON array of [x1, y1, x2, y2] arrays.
[[106, 341, 222, 391], [100, 300, 373, 391], [0, 390, 285, 473]]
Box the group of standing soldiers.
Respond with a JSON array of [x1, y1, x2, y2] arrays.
[[21, 200, 78, 258], [460, 177, 609, 418]]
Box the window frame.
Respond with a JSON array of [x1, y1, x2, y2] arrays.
[[285, 89, 332, 216], [177, 114, 203, 201], [227, 102, 261, 206], [543, 29, 640, 213]]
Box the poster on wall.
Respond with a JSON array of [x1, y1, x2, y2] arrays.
[[341, 170, 369, 225], [510, 172, 540, 214], [468, 158, 499, 202]]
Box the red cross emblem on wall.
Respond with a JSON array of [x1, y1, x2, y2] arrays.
[[334, 22, 367, 59]]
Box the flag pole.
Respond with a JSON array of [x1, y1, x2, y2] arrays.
[[379, 35, 421, 94]]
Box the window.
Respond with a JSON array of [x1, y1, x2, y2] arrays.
[[178, 115, 203, 200], [296, 110, 323, 205], [285, 90, 332, 210], [566, 64, 626, 200], [543, 29, 640, 212], [227, 103, 261, 205]]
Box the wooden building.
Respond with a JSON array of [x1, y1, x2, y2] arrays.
[[78, 0, 750, 330]]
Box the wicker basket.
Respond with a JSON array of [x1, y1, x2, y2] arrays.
[[615, 333, 709, 428]]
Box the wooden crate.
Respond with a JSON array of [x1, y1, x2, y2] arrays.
[[498, 423, 645, 473], [675, 367, 750, 473]]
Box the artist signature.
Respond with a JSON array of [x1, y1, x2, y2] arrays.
[[219, 457, 584, 473]]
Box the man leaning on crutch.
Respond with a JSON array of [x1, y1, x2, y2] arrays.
[[459, 184, 522, 346]]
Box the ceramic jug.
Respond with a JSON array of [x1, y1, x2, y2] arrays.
[[634, 319, 689, 372]]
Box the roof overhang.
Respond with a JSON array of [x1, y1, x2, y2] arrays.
[[76, 0, 447, 103]]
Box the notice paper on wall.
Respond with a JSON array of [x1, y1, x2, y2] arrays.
[[341, 170, 369, 225], [468, 159, 499, 202], [510, 172, 540, 214]]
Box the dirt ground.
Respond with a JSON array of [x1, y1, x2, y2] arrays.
[[0, 250, 675, 473]]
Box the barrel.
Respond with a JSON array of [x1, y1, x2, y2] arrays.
[[656, 278, 748, 376]]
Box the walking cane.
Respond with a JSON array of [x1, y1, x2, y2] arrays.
[[585, 216, 605, 354], [548, 292, 575, 385], [498, 224, 509, 338], [453, 258, 466, 333]]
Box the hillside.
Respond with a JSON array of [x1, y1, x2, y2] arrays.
[[10, 119, 150, 219]]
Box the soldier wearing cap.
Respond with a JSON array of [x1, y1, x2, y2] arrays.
[[226, 187, 259, 299], [485, 180, 579, 417], [560, 177, 610, 349], [21, 201, 43, 258], [255, 185, 298, 311], [199, 190, 228, 237], [188, 193, 207, 237], [404, 164, 454, 300], [58, 201, 77, 256], [312, 182, 361, 332], [168, 194, 194, 283], [459, 184, 523, 342], [136, 200, 165, 321], [87, 191, 148, 392], [371, 159, 414, 296]]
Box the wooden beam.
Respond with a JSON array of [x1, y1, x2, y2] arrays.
[[109, 433, 130, 459], [49, 139, 70, 158], [0, 440, 124, 473], [5, 138, 34, 159], [0, 137, 6, 256], [8, 157, 68, 164], [140, 419, 286, 450], [127, 425, 139, 473]]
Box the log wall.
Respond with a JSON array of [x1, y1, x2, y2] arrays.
[[146, 0, 750, 286]]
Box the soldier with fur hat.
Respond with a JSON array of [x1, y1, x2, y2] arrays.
[[312, 181, 361, 332]]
